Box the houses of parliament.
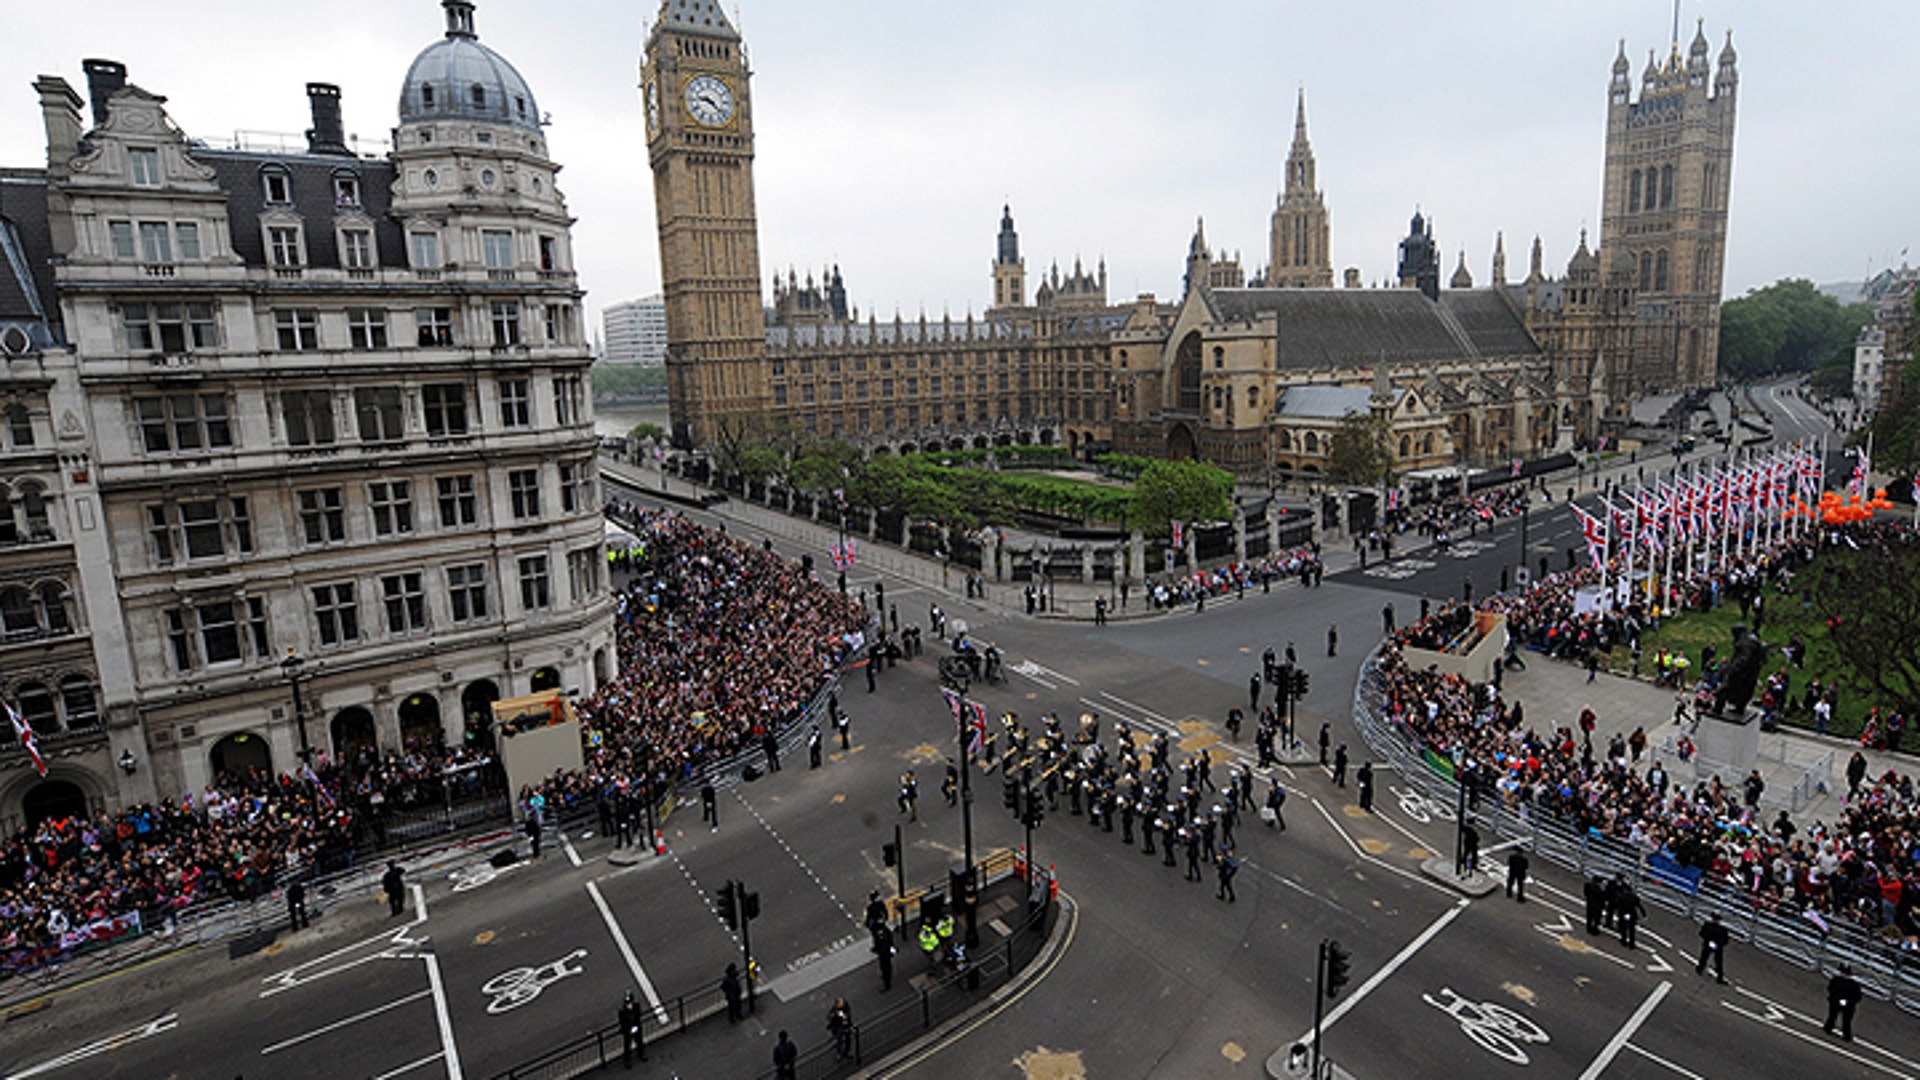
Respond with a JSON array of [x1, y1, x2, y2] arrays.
[[647, 1, 1738, 479]]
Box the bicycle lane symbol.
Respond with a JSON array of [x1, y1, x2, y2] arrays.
[[481, 949, 587, 1015], [1422, 987, 1550, 1065]]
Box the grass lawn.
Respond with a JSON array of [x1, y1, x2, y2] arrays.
[[1599, 584, 1878, 742]]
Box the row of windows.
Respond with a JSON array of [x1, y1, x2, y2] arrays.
[[0, 582, 73, 640], [0, 482, 52, 544], [769, 350, 1054, 378], [160, 547, 599, 671], [7, 675, 98, 736], [117, 300, 580, 356], [143, 463, 595, 566], [0, 405, 35, 451], [135, 377, 584, 457]]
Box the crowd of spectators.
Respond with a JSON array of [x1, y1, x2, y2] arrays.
[[1370, 521, 1919, 943], [1144, 547, 1325, 609], [1, 744, 502, 956], [531, 501, 867, 815]]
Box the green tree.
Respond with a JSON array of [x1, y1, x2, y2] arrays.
[[1326, 410, 1395, 487], [1717, 279, 1871, 380], [628, 422, 667, 444], [1812, 543, 1920, 721], [1128, 459, 1234, 535]]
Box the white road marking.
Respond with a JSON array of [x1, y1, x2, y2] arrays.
[[587, 879, 668, 1025], [1728, 986, 1920, 1074], [1098, 690, 1170, 724], [562, 831, 584, 868], [259, 991, 433, 1054], [1308, 795, 1455, 897], [4, 1014, 178, 1080], [1625, 1041, 1709, 1079], [1309, 898, 1468, 1037], [371, 1051, 447, 1080], [480, 950, 588, 1014], [732, 788, 862, 928], [1579, 981, 1670, 1080], [260, 899, 428, 997], [422, 943, 463, 1080]]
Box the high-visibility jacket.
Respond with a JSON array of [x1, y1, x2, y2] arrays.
[[936, 915, 955, 940], [918, 926, 940, 954]]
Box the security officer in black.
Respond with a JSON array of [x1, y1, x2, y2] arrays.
[[1616, 878, 1645, 949], [619, 990, 645, 1066], [809, 724, 823, 768], [1697, 913, 1729, 983], [1584, 875, 1605, 935]]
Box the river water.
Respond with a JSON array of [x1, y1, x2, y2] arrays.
[[594, 402, 671, 441]]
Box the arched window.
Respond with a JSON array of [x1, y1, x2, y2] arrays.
[[421, 84, 436, 110], [1422, 433, 1435, 455], [0, 485, 14, 544], [37, 582, 69, 634], [1654, 250, 1669, 293], [1629, 170, 1642, 213], [1639, 252, 1652, 292], [1246, 386, 1260, 411], [1660, 164, 1674, 208], [1278, 430, 1292, 451], [1211, 386, 1224, 412], [15, 682, 56, 735], [1400, 435, 1412, 458], [4, 405, 31, 448], [1175, 333, 1202, 411], [471, 85, 487, 110], [0, 586, 34, 636], [1212, 346, 1225, 370], [1304, 432, 1319, 454], [59, 675, 97, 729]]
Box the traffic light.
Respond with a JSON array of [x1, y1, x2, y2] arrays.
[[741, 888, 761, 921], [883, 841, 898, 868], [1022, 790, 1045, 830], [1291, 669, 1311, 700], [1325, 940, 1352, 998], [715, 880, 738, 930], [1004, 777, 1019, 811]]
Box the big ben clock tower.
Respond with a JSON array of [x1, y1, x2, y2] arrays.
[[644, 0, 769, 450]]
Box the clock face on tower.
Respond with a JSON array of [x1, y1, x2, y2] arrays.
[[684, 75, 735, 127]]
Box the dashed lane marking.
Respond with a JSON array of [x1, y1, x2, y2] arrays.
[[732, 788, 863, 929], [4, 1014, 179, 1080]]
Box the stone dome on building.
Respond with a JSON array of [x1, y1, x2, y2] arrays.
[[397, 1, 541, 134]]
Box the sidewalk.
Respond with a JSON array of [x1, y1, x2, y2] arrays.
[[1493, 653, 1900, 827]]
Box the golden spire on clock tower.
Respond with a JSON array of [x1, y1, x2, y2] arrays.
[[645, 0, 769, 450]]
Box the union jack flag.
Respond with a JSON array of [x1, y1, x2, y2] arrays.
[[1385, 489, 1402, 512], [1849, 448, 1871, 498], [6, 700, 45, 778], [830, 539, 859, 570], [940, 687, 964, 722], [1511, 458, 1524, 479], [966, 700, 989, 757], [1171, 520, 1184, 549], [1572, 502, 1608, 568]]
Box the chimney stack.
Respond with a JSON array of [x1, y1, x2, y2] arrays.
[[81, 59, 127, 127], [305, 83, 350, 155], [1343, 268, 1362, 289]]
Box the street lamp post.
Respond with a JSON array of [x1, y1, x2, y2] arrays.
[[280, 649, 313, 765], [949, 672, 980, 951]]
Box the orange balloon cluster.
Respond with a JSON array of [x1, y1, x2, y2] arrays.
[[1796, 488, 1896, 524]]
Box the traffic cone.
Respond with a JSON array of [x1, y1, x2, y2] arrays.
[[1048, 864, 1059, 901], [654, 829, 667, 855]]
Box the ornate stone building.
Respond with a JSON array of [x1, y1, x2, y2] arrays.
[[647, 4, 1732, 479], [1599, 21, 1738, 395], [1267, 92, 1333, 289], [1, 1, 615, 828]]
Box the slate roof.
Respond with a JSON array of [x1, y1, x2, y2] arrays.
[[1275, 384, 1399, 419], [1208, 287, 1541, 369], [196, 150, 405, 271], [658, 0, 737, 37], [0, 170, 61, 345]]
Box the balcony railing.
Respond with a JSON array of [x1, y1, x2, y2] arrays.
[[142, 263, 176, 278]]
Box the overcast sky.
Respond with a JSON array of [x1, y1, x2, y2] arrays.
[[5, 1, 1917, 335]]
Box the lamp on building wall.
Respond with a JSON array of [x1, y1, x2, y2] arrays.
[[281, 649, 313, 764], [118, 749, 137, 775]]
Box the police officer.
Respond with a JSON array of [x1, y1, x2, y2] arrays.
[[382, 860, 406, 916], [619, 990, 644, 1066], [898, 770, 918, 821], [1332, 744, 1349, 788], [809, 724, 823, 768], [1584, 875, 1606, 935], [701, 781, 718, 829], [1266, 781, 1287, 831], [1356, 761, 1374, 812], [286, 879, 309, 931], [835, 707, 851, 750], [1697, 913, 1729, 983], [1617, 879, 1645, 949], [721, 963, 744, 1023], [1825, 963, 1861, 1040], [1505, 849, 1530, 903], [873, 922, 896, 990]]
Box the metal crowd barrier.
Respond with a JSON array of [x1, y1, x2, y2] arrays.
[[1349, 642, 1920, 1016]]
